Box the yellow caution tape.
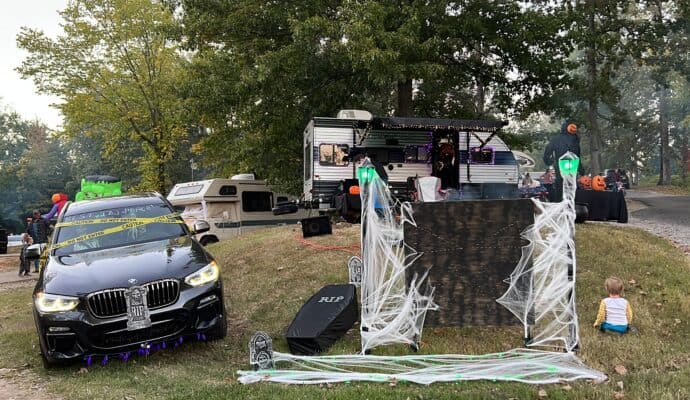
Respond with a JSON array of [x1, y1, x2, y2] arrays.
[[55, 214, 181, 228], [52, 214, 183, 250]]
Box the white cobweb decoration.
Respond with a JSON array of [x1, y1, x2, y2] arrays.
[[237, 152, 607, 385], [497, 152, 580, 352], [237, 348, 606, 385], [358, 159, 437, 353]]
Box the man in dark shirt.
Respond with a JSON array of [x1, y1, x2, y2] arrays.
[[543, 120, 585, 201], [26, 210, 49, 272]]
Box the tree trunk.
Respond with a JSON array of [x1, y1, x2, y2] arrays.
[[658, 86, 671, 185], [396, 79, 413, 117], [586, 6, 602, 175], [474, 80, 485, 118], [681, 139, 688, 183]]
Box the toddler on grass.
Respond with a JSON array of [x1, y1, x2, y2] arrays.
[[594, 276, 633, 333]]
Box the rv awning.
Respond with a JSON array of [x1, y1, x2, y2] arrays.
[[371, 117, 507, 132]]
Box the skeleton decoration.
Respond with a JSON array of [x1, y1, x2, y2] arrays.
[[497, 152, 581, 351]]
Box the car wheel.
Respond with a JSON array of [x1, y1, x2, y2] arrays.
[[206, 312, 227, 340], [199, 236, 219, 246]]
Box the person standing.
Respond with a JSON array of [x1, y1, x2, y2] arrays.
[[540, 168, 555, 199], [25, 210, 49, 272], [543, 120, 585, 201], [19, 233, 33, 276]]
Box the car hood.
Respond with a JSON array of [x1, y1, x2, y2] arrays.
[[42, 236, 212, 296]]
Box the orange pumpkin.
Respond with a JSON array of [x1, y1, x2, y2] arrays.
[[349, 185, 361, 195], [592, 175, 606, 191], [578, 176, 592, 189]]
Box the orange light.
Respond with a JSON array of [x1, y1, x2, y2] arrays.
[[349, 185, 360, 195], [567, 124, 577, 134]]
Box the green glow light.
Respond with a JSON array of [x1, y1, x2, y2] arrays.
[[559, 158, 579, 175], [357, 166, 377, 184]]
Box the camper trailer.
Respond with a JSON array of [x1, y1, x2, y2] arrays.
[[303, 110, 519, 213], [167, 174, 309, 245]]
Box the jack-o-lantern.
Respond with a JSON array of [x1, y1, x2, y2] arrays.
[[579, 176, 592, 189], [592, 175, 606, 191]]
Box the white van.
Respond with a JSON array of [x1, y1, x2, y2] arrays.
[[167, 174, 311, 245]]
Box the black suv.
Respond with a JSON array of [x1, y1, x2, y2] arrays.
[[32, 193, 227, 367]]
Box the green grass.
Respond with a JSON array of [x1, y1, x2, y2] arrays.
[[1, 223, 690, 399]]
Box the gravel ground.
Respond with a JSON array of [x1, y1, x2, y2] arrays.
[[625, 191, 690, 255]]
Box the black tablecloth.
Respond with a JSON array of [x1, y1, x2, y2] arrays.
[[575, 189, 628, 223]]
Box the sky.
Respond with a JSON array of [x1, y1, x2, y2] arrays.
[[0, 0, 68, 130]]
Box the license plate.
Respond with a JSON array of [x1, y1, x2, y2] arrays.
[[124, 286, 151, 330]]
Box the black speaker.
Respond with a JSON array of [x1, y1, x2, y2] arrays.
[[301, 216, 332, 238]]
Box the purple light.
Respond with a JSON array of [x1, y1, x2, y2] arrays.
[[85, 355, 92, 367], [101, 355, 108, 366]]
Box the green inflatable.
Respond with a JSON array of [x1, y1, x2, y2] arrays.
[[75, 175, 122, 202]]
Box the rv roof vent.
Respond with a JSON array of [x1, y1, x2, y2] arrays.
[[231, 173, 255, 180], [336, 109, 373, 121]]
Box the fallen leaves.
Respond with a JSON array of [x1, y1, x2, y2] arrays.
[[614, 365, 628, 375], [538, 388, 548, 398]]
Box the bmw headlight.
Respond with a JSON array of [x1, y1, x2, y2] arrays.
[[35, 292, 79, 313], [185, 261, 220, 287]]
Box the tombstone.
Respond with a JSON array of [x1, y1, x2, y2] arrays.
[[348, 256, 363, 286], [249, 331, 275, 370]]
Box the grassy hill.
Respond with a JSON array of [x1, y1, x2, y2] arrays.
[[1, 223, 689, 399]]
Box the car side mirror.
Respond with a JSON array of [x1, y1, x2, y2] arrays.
[[192, 220, 211, 235], [272, 201, 299, 215], [25, 243, 46, 260]]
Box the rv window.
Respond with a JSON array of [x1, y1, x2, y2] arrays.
[[219, 185, 237, 196], [404, 145, 430, 163], [242, 191, 273, 212], [175, 184, 203, 196], [389, 149, 404, 164], [319, 144, 349, 166], [469, 146, 495, 164]]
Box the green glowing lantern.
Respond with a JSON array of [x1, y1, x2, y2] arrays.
[[357, 165, 378, 184], [559, 157, 580, 176]]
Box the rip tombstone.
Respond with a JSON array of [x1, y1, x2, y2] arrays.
[[249, 331, 274, 370]]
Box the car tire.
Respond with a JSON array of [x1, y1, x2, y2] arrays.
[[206, 312, 227, 341]]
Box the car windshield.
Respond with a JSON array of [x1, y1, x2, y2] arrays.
[[54, 202, 186, 256]]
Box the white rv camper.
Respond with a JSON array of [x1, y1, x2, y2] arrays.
[[167, 174, 309, 245], [303, 110, 518, 212]]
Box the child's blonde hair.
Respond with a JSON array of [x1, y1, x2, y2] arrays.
[[21, 233, 33, 245], [605, 276, 624, 296]]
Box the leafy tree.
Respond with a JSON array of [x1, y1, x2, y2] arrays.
[[17, 0, 190, 193], [178, 0, 570, 192], [0, 104, 30, 232]]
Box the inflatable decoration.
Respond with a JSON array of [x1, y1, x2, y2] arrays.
[[591, 175, 606, 191], [42, 193, 69, 220], [75, 175, 122, 202], [578, 176, 591, 189]]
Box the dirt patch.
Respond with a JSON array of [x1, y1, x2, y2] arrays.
[[0, 368, 60, 400]]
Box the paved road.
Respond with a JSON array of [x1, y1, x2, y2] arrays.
[[626, 190, 690, 250]]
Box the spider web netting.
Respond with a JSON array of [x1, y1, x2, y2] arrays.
[[497, 152, 580, 352], [238, 153, 605, 385], [237, 348, 606, 384], [358, 159, 437, 354]]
